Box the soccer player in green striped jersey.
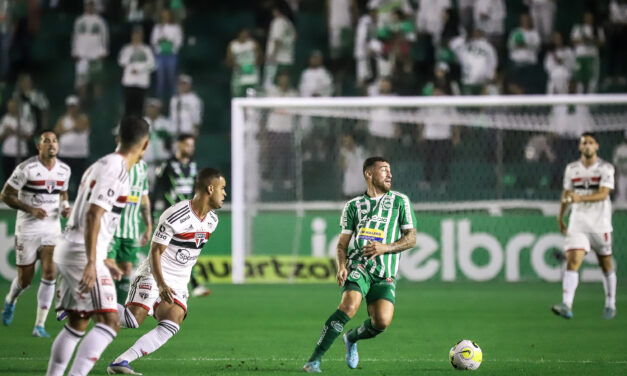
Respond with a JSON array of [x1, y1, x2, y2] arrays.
[[303, 157, 417, 373], [106, 160, 153, 304]]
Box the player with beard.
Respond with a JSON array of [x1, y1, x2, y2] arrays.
[[303, 157, 417, 372]]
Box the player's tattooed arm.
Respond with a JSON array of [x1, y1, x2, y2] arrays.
[[385, 228, 417, 253], [335, 233, 352, 286], [149, 242, 175, 303], [0, 183, 47, 219]]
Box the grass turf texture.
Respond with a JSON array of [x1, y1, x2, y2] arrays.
[[0, 281, 625, 375]]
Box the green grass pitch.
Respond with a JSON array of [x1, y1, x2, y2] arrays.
[[0, 281, 625, 375]]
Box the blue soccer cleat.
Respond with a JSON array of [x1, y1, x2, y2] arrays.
[[603, 307, 616, 320], [107, 360, 143, 375], [551, 302, 573, 319], [32, 325, 51, 338], [2, 301, 15, 326], [343, 333, 359, 369], [302, 360, 321, 373]]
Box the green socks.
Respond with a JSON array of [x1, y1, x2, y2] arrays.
[[347, 318, 384, 343], [116, 276, 130, 305], [308, 309, 351, 362]]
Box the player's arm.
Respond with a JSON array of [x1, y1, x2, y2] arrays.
[[148, 242, 175, 304], [139, 194, 153, 246], [335, 233, 352, 286], [568, 186, 611, 203], [60, 190, 71, 218], [80, 203, 106, 292], [0, 183, 47, 219], [558, 189, 571, 235], [362, 228, 417, 259]]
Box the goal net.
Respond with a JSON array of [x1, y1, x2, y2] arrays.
[[229, 95, 627, 284]]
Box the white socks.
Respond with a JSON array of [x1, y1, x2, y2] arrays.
[[67, 323, 117, 376], [117, 303, 139, 329], [115, 320, 180, 364], [35, 279, 55, 327], [562, 270, 579, 309], [46, 325, 85, 376], [5, 278, 27, 304], [602, 271, 617, 310]]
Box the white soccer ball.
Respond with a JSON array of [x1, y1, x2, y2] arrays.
[[449, 340, 483, 370]]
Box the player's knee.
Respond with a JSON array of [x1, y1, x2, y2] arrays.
[[338, 303, 359, 318], [41, 268, 55, 281], [102, 316, 121, 333], [371, 315, 391, 331]]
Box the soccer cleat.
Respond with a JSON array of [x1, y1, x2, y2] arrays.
[[551, 302, 573, 319], [2, 301, 15, 326], [192, 285, 211, 297], [107, 360, 143, 375], [32, 325, 51, 338], [302, 360, 322, 373], [56, 310, 67, 321], [603, 307, 616, 320], [343, 333, 359, 369]]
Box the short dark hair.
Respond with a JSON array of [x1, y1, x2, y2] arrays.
[[581, 132, 597, 141], [119, 115, 150, 148], [177, 133, 195, 143], [194, 168, 224, 192], [363, 156, 389, 174], [36, 129, 57, 143]]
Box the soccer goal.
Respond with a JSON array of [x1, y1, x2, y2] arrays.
[[230, 94, 627, 284]]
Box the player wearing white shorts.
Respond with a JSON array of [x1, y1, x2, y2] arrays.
[[107, 168, 226, 375], [46, 116, 149, 376], [552, 132, 616, 320], [0, 130, 71, 337]]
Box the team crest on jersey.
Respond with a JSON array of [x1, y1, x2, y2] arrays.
[[194, 232, 207, 247], [382, 198, 392, 210], [45, 180, 56, 193]]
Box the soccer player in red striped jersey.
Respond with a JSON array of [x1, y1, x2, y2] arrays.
[[46, 116, 149, 376], [107, 168, 226, 375], [1, 130, 71, 337], [552, 132, 616, 320]]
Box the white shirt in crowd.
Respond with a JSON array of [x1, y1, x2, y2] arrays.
[[474, 0, 506, 35], [0, 114, 33, 157], [299, 67, 334, 97], [613, 140, 627, 203], [55, 153, 130, 266], [170, 92, 203, 135], [72, 13, 109, 59], [452, 36, 497, 85], [563, 158, 614, 233], [265, 85, 298, 133], [328, 0, 353, 28], [571, 24, 605, 58], [544, 46, 575, 94], [367, 91, 397, 138], [118, 43, 156, 88], [610, 0, 627, 24], [354, 14, 376, 60], [266, 16, 296, 65], [420, 107, 455, 140], [508, 28, 541, 64], [415, 0, 451, 41], [340, 144, 367, 197], [550, 105, 592, 139], [150, 22, 183, 55], [57, 115, 89, 158], [144, 115, 175, 164]]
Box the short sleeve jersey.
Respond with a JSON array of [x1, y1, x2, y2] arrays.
[[7, 156, 71, 235], [563, 158, 614, 233], [136, 200, 219, 289], [340, 191, 417, 278], [55, 153, 130, 265], [115, 160, 149, 239]]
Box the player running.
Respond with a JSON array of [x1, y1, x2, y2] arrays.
[[552, 132, 616, 320], [107, 168, 226, 375], [46, 116, 149, 376], [303, 157, 417, 373], [1, 130, 71, 337]]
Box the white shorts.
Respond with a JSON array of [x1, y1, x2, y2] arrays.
[[55, 262, 117, 317], [126, 275, 188, 317], [564, 232, 613, 256], [15, 233, 58, 266]]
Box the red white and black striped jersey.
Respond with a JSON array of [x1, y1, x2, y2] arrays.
[[7, 156, 71, 235], [563, 158, 614, 233], [55, 153, 130, 265], [138, 199, 218, 288]]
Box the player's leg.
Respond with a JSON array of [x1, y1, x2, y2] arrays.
[[119, 275, 158, 329], [592, 232, 616, 319], [33, 245, 56, 337], [3, 237, 38, 326], [46, 312, 90, 376], [552, 233, 587, 318]]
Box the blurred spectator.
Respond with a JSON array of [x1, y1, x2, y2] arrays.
[[417, 87, 460, 191], [457, 0, 474, 34], [524, 133, 556, 163], [122, 0, 157, 44], [72, 0, 108, 102], [1, 98, 33, 179], [339, 133, 366, 197], [524, 0, 556, 44], [367, 77, 398, 158], [507, 13, 540, 94], [438, 8, 464, 86], [606, 0, 627, 86], [0, 0, 11, 80], [143, 98, 174, 178], [613, 131, 627, 204], [151, 8, 183, 103], [451, 29, 497, 95], [8, 0, 39, 78], [415, 0, 451, 45], [13, 73, 48, 149], [422, 62, 459, 96], [327, 0, 357, 61], [354, 6, 378, 89], [151, 133, 196, 213], [263, 4, 296, 89], [368, 0, 412, 28], [544, 31, 574, 94], [392, 55, 420, 96], [473, 0, 506, 55], [226, 28, 262, 98], [570, 11, 605, 93], [53, 95, 89, 197], [169, 74, 202, 137], [162, 0, 186, 24], [299, 50, 334, 97], [118, 26, 155, 116]]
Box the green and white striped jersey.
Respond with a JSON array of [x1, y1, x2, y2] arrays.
[[115, 160, 149, 239], [340, 191, 416, 278]]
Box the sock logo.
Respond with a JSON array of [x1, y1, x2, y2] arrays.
[[317, 325, 328, 345], [330, 320, 344, 332]]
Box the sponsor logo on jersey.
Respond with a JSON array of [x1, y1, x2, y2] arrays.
[[357, 228, 384, 242], [175, 249, 198, 264], [138, 283, 152, 290], [179, 215, 190, 223]]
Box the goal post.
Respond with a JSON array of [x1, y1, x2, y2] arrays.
[[231, 94, 627, 284]]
